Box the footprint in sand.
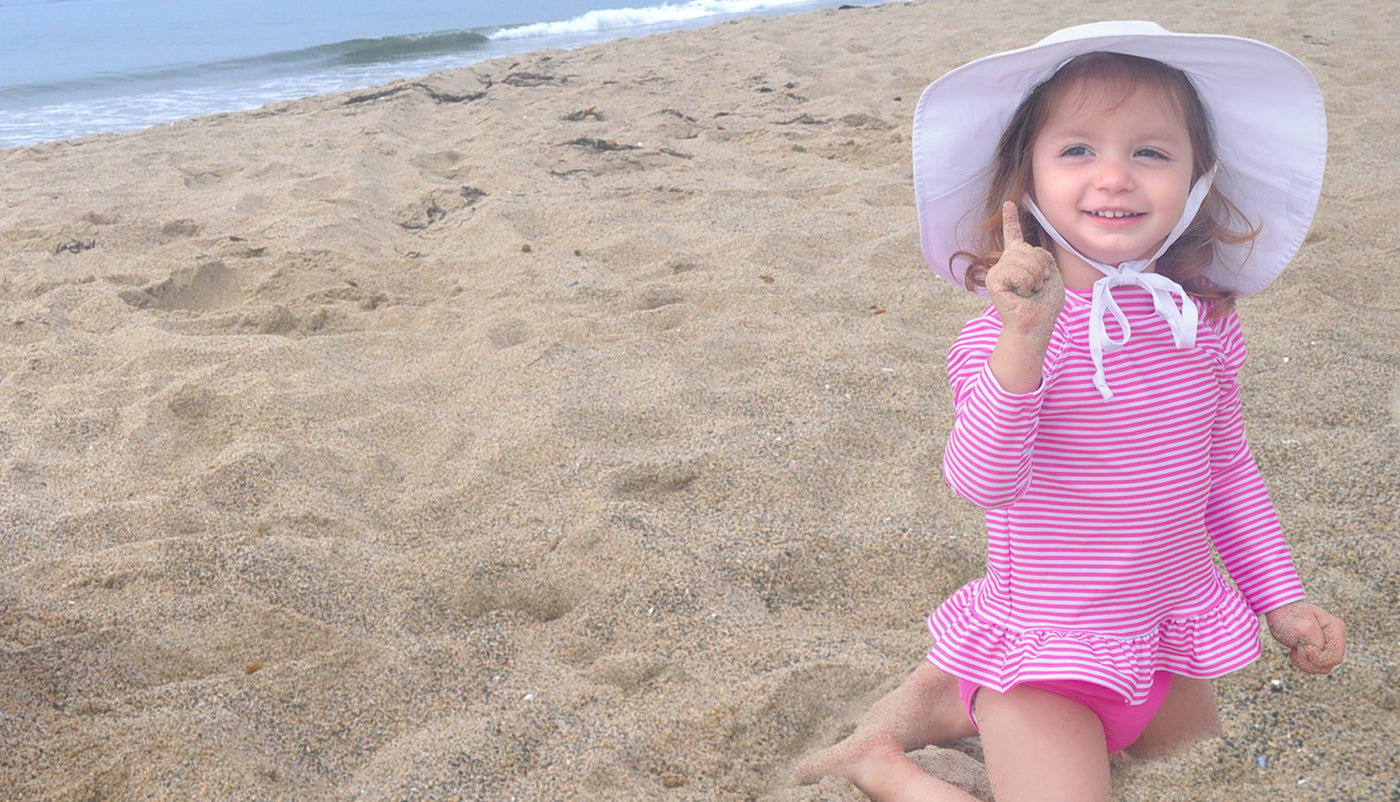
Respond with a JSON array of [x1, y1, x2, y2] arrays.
[[487, 318, 533, 350], [610, 461, 700, 496], [629, 285, 687, 331], [409, 149, 466, 180], [119, 261, 245, 311], [392, 185, 487, 230], [158, 218, 200, 241]]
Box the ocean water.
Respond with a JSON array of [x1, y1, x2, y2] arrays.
[[0, 0, 886, 149]]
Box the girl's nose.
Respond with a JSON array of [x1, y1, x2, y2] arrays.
[[1093, 156, 1135, 191]]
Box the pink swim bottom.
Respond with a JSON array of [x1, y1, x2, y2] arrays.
[[957, 671, 1174, 754]]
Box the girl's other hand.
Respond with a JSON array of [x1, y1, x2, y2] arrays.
[[1264, 601, 1346, 674], [986, 201, 1064, 339]]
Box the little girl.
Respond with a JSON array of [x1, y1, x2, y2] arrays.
[[792, 21, 1345, 802]]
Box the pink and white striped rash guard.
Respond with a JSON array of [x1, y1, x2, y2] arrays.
[[927, 286, 1306, 705]]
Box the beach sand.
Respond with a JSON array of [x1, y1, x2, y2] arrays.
[[1, 1, 1396, 799]]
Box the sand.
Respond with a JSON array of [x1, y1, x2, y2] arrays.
[[1, 1, 1396, 799]]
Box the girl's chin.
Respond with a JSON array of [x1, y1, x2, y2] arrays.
[[1060, 242, 1163, 269], [1051, 248, 1161, 288]]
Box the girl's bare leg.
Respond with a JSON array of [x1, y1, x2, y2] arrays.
[[1122, 676, 1221, 758], [791, 667, 1219, 799], [789, 660, 978, 797], [976, 684, 1112, 802]]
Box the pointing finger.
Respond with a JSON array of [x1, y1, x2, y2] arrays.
[[1002, 201, 1024, 246]]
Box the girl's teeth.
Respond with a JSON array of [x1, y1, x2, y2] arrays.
[[1093, 210, 1138, 218]]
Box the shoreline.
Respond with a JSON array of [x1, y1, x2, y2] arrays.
[[0, 0, 883, 150]]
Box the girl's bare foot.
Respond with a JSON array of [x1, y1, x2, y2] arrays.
[[789, 662, 981, 799]]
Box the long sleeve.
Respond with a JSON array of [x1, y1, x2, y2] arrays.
[[1201, 311, 1306, 613], [941, 313, 1047, 509]]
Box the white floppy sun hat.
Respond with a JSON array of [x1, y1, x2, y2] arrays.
[[912, 20, 1326, 297]]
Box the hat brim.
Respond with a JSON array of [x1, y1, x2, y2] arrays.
[[912, 21, 1326, 297]]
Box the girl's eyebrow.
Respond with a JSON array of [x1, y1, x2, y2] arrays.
[[1041, 124, 1188, 143]]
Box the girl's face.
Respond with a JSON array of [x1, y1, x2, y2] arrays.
[[1029, 76, 1195, 288]]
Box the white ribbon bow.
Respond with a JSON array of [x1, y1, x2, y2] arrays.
[[1023, 168, 1215, 400]]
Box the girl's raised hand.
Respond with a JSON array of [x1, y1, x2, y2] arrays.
[[986, 201, 1064, 339], [1264, 601, 1346, 674]]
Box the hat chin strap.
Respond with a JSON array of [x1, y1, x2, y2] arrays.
[[1022, 167, 1216, 400]]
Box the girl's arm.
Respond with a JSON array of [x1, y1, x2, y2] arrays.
[[942, 204, 1065, 509], [942, 326, 1045, 509], [1200, 312, 1306, 612], [1205, 309, 1344, 674]]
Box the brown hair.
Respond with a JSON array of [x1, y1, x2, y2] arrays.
[[953, 52, 1258, 314]]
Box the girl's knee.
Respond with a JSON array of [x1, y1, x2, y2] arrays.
[[976, 686, 1112, 802]]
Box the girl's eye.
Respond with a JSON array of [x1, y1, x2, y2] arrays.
[[1060, 145, 1091, 157], [1136, 147, 1169, 160]]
